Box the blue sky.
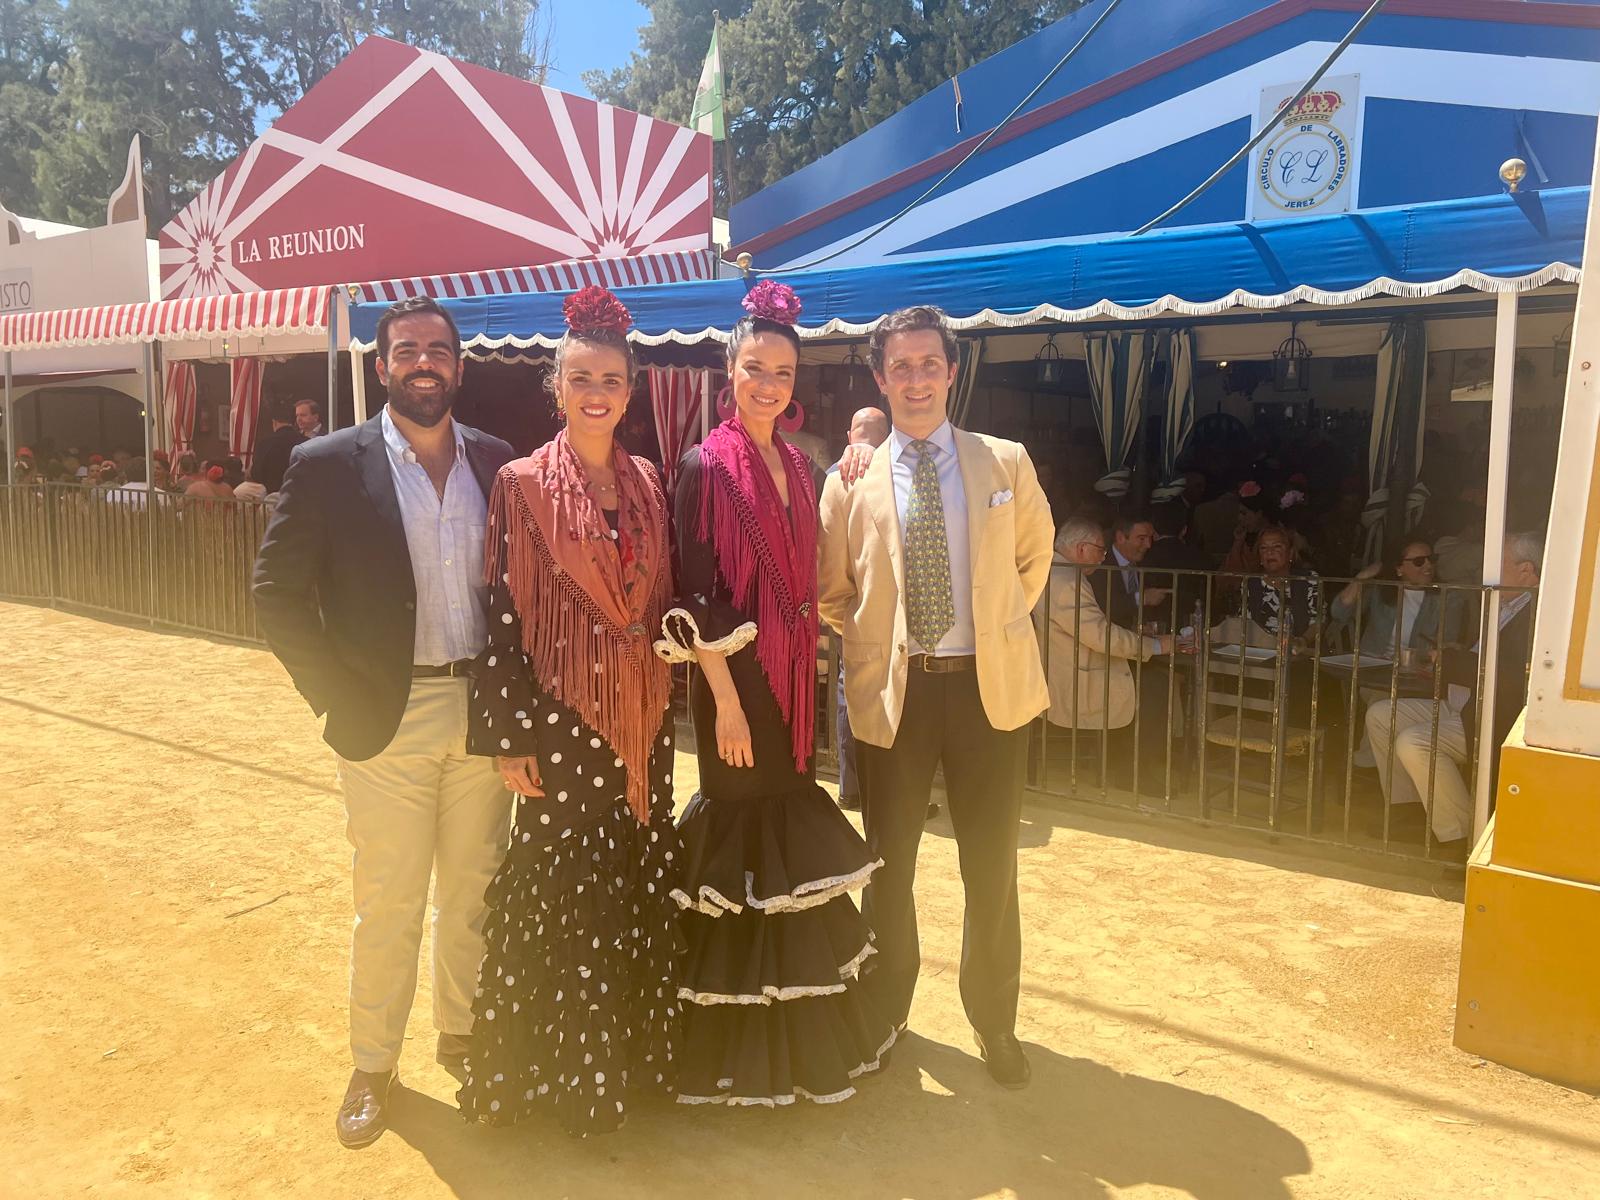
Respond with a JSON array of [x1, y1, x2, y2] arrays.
[[543, 0, 649, 98]]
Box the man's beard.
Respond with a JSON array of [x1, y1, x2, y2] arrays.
[[386, 372, 456, 428]]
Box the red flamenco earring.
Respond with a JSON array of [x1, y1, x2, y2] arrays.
[[777, 400, 804, 434], [716, 382, 735, 422]]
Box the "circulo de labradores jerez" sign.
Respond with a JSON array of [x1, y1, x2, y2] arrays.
[[1253, 75, 1360, 220]]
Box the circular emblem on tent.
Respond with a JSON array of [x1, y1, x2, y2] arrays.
[[1257, 95, 1350, 214]]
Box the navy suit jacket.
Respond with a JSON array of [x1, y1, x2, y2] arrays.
[[251, 412, 515, 761]]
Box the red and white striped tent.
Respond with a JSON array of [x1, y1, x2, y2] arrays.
[[0, 286, 330, 353]]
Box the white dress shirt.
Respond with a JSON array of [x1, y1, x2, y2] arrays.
[[381, 406, 489, 666], [889, 420, 974, 656]]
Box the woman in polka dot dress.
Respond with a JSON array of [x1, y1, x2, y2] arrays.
[[459, 286, 683, 1137], [656, 283, 897, 1107]]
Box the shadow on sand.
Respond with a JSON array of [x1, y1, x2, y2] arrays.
[[388, 1034, 1309, 1199]]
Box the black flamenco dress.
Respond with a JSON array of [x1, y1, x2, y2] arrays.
[[660, 446, 896, 1107], [459, 513, 684, 1137]]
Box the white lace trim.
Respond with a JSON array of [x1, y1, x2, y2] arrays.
[[674, 1028, 898, 1108], [675, 942, 878, 1007], [669, 858, 883, 918], [652, 609, 758, 664]]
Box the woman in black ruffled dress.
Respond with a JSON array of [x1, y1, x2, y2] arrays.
[[459, 286, 683, 1136], [657, 283, 896, 1107]]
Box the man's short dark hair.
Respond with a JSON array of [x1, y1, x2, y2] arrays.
[[1150, 502, 1188, 539], [1112, 510, 1154, 538], [375, 295, 461, 361], [868, 305, 959, 374], [269, 397, 298, 425]]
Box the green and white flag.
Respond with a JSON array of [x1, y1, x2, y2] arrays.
[[689, 26, 725, 142]]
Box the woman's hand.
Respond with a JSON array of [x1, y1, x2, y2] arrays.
[[838, 442, 874, 487], [715, 701, 755, 769], [496, 754, 544, 797], [1356, 561, 1383, 581]]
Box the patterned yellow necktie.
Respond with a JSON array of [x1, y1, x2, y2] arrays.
[[905, 439, 955, 652]]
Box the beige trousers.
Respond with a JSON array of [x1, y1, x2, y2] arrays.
[[1364, 697, 1471, 842], [336, 677, 510, 1073]]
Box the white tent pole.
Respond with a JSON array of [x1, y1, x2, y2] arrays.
[[4, 351, 13, 485], [352, 347, 369, 425], [1472, 288, 1517, 840], [142, 341, 159, 624], [326, 288, 339, 434]]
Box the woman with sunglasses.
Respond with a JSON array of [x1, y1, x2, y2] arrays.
[[1331, 540, 1461, 659]]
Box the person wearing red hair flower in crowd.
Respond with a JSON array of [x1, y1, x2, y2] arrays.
[[657, 281, 897, 1108], [457, 286, 684, 1137]]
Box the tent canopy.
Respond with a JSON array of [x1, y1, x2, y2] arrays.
[[348, 187, 1587, 352]]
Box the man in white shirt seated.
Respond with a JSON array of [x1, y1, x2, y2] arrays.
[[105, 457, 152, 511], [1364, 531, 1541, 847], [1044, 514, 1172, 733]]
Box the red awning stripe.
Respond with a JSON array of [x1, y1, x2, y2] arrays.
[[1, 286, 330, 352], [350, 249, 718, 305]]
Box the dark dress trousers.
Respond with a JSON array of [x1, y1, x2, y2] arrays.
[[251, 412, 514, 761], [249, 423, 306, 494]]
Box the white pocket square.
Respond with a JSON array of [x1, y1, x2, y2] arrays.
[[989, 489, 1014, 507]]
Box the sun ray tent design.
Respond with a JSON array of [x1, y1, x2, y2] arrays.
[[146, 35, 716, 466]]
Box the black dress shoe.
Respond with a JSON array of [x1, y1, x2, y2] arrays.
[[926, 802, 941, 821], [973, 1031, 1031, 1089], [839, 793, 862, 812], [336, 1068, 396, 1149]]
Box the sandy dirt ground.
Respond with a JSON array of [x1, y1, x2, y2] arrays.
[[2, 600, 1597, 1199]]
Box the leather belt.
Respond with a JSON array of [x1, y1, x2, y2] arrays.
[[412, 659, 474, 679], [908, 653, 975, 673]]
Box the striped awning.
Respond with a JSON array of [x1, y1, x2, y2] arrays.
[[1, 286, 330, 353], [350, 249, 720, 304]]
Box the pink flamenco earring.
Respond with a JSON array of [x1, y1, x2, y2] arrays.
[[777, 400, 804, 434], [716, 382, 735, 421]]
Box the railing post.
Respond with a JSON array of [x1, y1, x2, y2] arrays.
[[143, 342, 159, 626]]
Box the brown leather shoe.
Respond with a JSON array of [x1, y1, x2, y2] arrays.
[[436, 1032, 473, 1078], [974, 1031, 1031, 1089], [336, 1068, 396, 1149]]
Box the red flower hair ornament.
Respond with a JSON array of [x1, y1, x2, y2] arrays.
[[742, 280, 803, 325], [562, 285, 632, 338], [207, 465, 225, 483]]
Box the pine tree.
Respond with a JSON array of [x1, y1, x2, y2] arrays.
[[588, 0, 1087, 208]]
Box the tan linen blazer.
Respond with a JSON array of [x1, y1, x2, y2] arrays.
[[818, 426, 1055, 748], [1042, 553, 1154, 731]]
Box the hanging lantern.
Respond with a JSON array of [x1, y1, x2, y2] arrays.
[[1034, 333, 1063, 386], [842, 343, 866, 393], [1554, 322, 1572, 378], [1272, 322, 1311, 392]]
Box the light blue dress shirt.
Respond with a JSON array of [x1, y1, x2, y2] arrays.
[[381, 406, 489, 666], [889, 421, 974, 656]]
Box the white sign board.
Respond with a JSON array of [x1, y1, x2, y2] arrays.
[[0, 267, 33, 314], [1252, 74, 1360, 220]]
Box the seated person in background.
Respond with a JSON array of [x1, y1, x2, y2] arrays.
[[1218, 482, 1271, 575], [1142, 501, 1212, 631], [1044, 515, 1173, 733], [184, 463, 234, 502], [1090, 512, 1170, 632], [1231, 525, 1322, 651], [1330, 540, 1460, 659], [1364, 532, 1541, 846]]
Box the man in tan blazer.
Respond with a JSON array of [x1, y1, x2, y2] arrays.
[[1045, 514, 1172, 732], [818, 305, 1054, 1088]]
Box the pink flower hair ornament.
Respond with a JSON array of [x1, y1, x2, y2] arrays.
[[1237, 480, 1263, 499], [742, 280, 803, 326], [562, 285, 632, 337]]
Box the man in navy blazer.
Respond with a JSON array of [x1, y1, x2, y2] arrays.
[[253, 296, 514, 1148]]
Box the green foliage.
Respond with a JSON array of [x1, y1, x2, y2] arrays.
[[6, 0, 545, 232], [588, 0, 1087, 208]]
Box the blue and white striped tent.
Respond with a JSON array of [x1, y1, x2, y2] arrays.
[[728, 0, 1600, 270]]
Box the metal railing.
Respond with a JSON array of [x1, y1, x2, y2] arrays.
[[2, 485, 1524, 862], [814, 565, 1530, 863], [0, 482, 273, 643]]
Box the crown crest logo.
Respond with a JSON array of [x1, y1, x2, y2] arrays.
[[1277, 90, 1342, 121]]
